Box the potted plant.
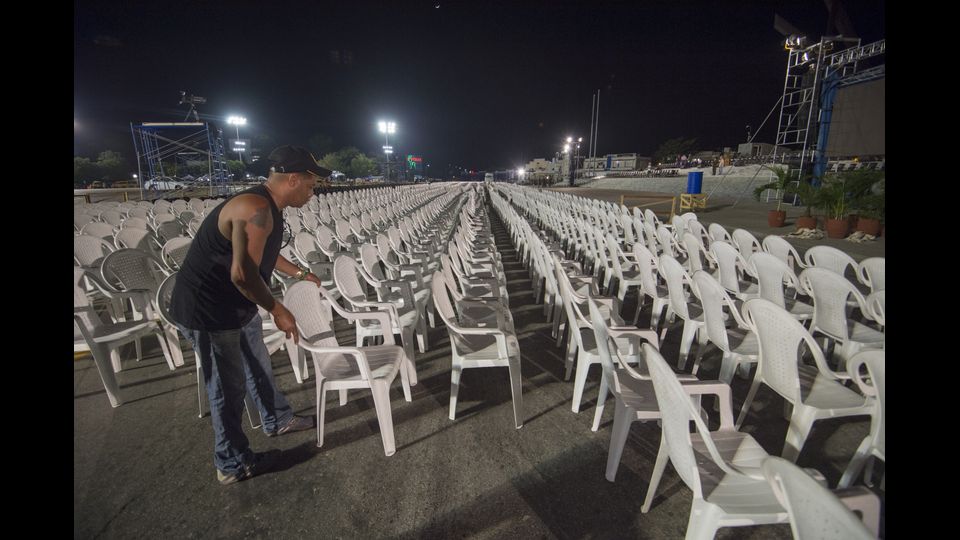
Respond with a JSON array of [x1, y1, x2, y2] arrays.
[[816, 174, 854, 238], [847, 171, 885, 236], [752, 165, 791, 227], [784, 175, 821, 230]]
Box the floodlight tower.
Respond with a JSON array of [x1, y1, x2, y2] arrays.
[[378, 120, 396, 181]]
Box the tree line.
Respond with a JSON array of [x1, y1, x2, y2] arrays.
[[75, 141, 381, 186]]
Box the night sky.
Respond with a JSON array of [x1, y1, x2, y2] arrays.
[[74, 0, 885, 173]]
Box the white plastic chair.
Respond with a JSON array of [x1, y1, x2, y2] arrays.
[[587, 297, 679, 486], [762, 456, 880, 539], [283, 281, 411, 455], [761, 235, 807, 273], [738, 298, 876, 462], [864, 290, 884, 331], [799, 267, 884, 364], [432, 271, 523, 427], [749, 252, 813, 322], [803, 245, 858, 280], [74, 267, 176, 408], [710, 240, 760, 300], [121, 216, 150, 231], [707, 222, 731, 244], [74, 212, 97, 231], [685, 218, 711, 249], [630, 243, 670, 333], [114, 227, 161, 255], [554, 256, 638, 414], [160, 236, 192, 271], [155, 273, 274, 427], [74, 234, 116, 272], [333, 255, 420, 386], [605, 234, 643, 303], [838, 350, 885, 490], [691, 270, 760, 384], [358, 243, 430, 353], [80, 221, 117, 240], [659, 254, 707, 371], [644, 342, 790, 537], [731, 228, 762, 256], [855, 257, 885, 293], [680, 231, 715, 275]]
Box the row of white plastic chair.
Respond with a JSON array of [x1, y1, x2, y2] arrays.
[[489, 183, 884, 538]]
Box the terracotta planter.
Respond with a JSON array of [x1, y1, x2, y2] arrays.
[[825, 218, 850, 239], [795, 216, 817, 230], [855, 217, 881, 236], [767, 210, 787, 228]]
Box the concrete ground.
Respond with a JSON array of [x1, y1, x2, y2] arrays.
[[74, 196, 884, 538]]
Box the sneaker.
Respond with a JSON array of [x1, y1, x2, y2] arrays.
[[216, 449, 280, 485], [265, 415, 314, 437]]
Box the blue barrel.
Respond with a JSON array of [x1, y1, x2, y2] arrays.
[[686, 171, 703, 194]]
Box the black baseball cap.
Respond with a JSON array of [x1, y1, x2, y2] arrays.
[[268, 145, 332, 177]]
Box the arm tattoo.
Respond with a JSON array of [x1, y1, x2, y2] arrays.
[[250, 205, 270, 229]]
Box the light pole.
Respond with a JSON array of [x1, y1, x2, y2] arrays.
[[563, 140, 572, 187], [516, 167, 526, 185], [227, 115, 247, 165], [378, 120, 396, 182], [575, 136, 582, 184]]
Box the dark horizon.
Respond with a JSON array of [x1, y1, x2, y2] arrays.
[[74, 0, 885, 173]]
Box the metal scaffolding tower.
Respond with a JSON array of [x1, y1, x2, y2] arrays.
[[772, 35, 886, 187], [129, 121, 231, 199]]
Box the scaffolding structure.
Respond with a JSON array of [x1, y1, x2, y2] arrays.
[[772, 35, 886, 187], [129, 121, 231, 199]]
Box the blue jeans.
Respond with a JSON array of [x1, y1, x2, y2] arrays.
[[178, 314, 294, 474]]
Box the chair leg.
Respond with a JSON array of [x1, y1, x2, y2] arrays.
[[605, 399, 634, 482], [90, 344, 123, 408], [684, 499, 723, 540], [154, 330, 178, 371], [427, 298, 437, 328], [735, 377, 763, 429], [717, 352, 737, 385], [370, 379, 397, 456], [400, 328, 419, 386], [571, 352, 592, 413], [244, 394, 261, 429], [564, 334, 577, 381], [287, 339, 307, 383], [591, 371, 610, 432], [415, 318, 429, 353], [508, 355, 523, 429], [196, 362, 206, 418], [397, 348, 413, 402], [641, 432, 669, 512], [782, 406, 815, 462], [316, 380, 327, 448], [162, 324, 185, 368], [838, 437, 872, 489], [632, 296, 645, 326], [449, 360, 463, 421], [110, 349, 124, 373], [555, 311, 566, 347], [677, 321, 698, 371], [551, 302, 563, 339]]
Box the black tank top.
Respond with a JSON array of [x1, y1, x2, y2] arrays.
[[170, 185, 284, 331]]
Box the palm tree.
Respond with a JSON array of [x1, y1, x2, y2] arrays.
[[752, 165, 792, 212]]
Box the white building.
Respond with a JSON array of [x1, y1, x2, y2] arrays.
[[582, 153, 651, 174], [524, 158, 560, 183]]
